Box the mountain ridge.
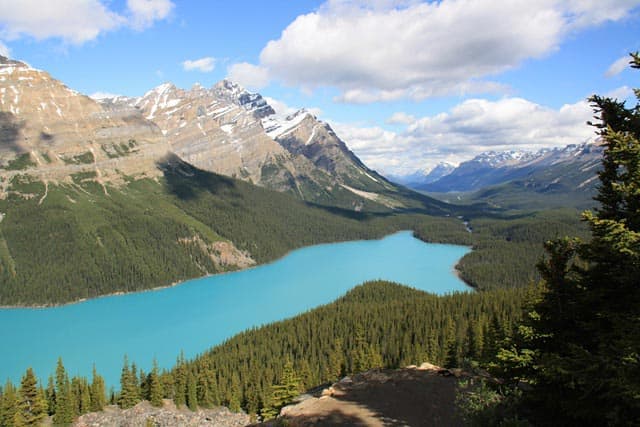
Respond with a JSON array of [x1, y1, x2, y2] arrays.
[[407, 142, 602, 200]]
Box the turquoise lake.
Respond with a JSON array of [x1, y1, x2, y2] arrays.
[[0, 231, 470, 387]]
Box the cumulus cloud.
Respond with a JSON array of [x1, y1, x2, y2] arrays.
[[0, 0, 173, 45], [605, 55, 632, 77], [386, 112, 416, 125], [227, 62, 270, 89], [182, 57, 215, 72], [333, 96, 599, 176], [248, 0, 640, 102], [127, 0, 174, 30], [604, 85, 634, 101]]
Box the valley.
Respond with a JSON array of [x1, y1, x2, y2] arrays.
[[0, 6, 638, 422]]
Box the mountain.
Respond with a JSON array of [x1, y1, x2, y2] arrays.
[[0, 56, 450, 305], [390, 162, 455, 187], [97, 79, 421, 211], [416, 143, 603, 196], [0, 55, 168, 186]]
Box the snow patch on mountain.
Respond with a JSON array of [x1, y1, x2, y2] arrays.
[[262, 109, 312, 139]]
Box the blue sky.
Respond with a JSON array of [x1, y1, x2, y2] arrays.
[[0, 0, 639, 175]]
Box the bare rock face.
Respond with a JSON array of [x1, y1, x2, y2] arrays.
[[0, 56, 170, 185], [74, 400, 250, 427], [126, 80, 304, 188]]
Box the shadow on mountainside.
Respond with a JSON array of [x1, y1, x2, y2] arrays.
[[0, 111, 25, 154], [157, 152, 237, 201]]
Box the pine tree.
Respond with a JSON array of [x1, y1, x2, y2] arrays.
[[15, 368, 46, 426], [327, 337, 345, 380], [172, 353, 187, 407], [89, 365, 106, 412], [186, 371, 198, 411], [148, 360, 164, 408], [523, 53, 640, 425], [44, 376, 56, 416], [53, 358, 73, 425], [1, 380, 18, 427], [118, 356, 139, 409]]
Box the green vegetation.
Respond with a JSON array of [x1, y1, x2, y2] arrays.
[[460, 52, 640, 426], [60, 151, 94, 165], [2, 153, 36, 171], [158, 281, 526, 418], [0, 359, 106, 426], [415, 209, 589, 290], [0, 157, 453, 305], [0, 281, 528, 423], [101, 141, 137, 158], [0, 150, 589, 305]]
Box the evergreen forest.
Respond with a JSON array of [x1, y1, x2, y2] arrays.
[[0, 46, 637, 427]]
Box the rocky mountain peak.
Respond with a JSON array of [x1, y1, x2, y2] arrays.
[[213, 79, 274, 118]]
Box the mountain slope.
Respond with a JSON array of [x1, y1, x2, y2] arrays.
[[0, 55, 168, 187], [99, 80, 432, 212]]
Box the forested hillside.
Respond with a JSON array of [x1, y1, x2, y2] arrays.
[[0, 159, 449, 306], [0, 281, 530, 423]]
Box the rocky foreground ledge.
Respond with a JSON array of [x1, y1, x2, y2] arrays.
[[256, 362, 469, 427], [73, 400, 249, 427]]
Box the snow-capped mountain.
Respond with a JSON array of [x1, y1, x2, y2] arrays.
[[0, 56, 420, 211], [416, 143, 603, 193]]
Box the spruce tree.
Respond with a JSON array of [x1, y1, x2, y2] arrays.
[[89, 365, 106, 412], [53, 358, 73, 425], [44, 376, 55, 416], [186, 372, 198, 411], [172, 353, 187, 407], [523, 53, 640, 425], [118, 356, 139, 409], [327, 337, 345, 380], [15, 368, 46, 426], [1, 380, 18, 427], [148, 360, 164, 408]]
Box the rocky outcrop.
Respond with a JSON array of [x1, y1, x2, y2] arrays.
[[259, 363, 466, 427], [178, 235, 256, 272], [74, 400, 250, 427]]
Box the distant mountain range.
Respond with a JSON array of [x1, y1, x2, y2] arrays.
[[393, 143, 603, 209], [389, 162, 456, 188]]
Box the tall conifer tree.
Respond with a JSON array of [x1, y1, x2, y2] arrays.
[[521, 53, 640, 425], [15, 368, 46, 426]]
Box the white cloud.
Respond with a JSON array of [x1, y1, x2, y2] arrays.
[[605, 55, 632, 77], [386, 112, 416, 125], [333, 96, 597, 176], [0, 0, 173, 45], [604, 85, 634, 100], [226, 62, 270, 89], [249, 0, 640, 102], [182, 57, 215, 72], [0, 40, 9, 57], [127, 0, 174, 30]]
